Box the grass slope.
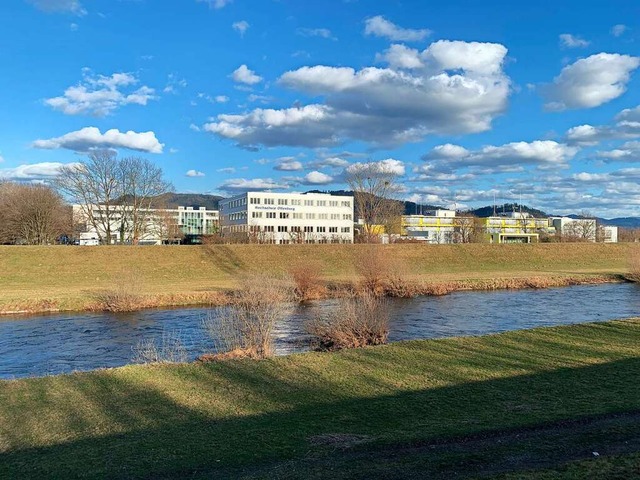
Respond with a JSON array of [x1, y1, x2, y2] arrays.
[[0, 243, 636, 312], [1, 319, 640, 479]]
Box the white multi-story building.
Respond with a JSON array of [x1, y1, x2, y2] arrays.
[[401, 210, 457, 244], [219, 192, 354, 244], [551, 217, 597, 242], [73, 204, 219, 245], [602, 225, 618, 243]]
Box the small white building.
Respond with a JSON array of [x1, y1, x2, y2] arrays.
[[73, 204, 219, 245], [551, 217, 597, 242], [219, 192, 354, 244], [602, 225, 618, 243]]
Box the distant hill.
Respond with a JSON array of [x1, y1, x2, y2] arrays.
[[152, 193, 224, 210], [469, 203, 548, 218]]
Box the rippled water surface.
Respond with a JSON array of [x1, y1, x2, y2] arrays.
[[0, 283, 638, 379]]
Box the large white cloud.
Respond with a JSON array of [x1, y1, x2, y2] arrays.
[[231, 65, 262, 85], [45, 71, 157, 116], [345, 159, 406, 176], [423, 140, 578, 173], [274, 157, 303, 171], [364, 16, 431, 42], [302, 171, 334, 185], [0, 162, 75, 181], [205, 40, 511, 148], [219, 178, 287, 192], [543, 53, 640, 111], [33, 127, 164, 153], [26, 0, 86, 15], [565, 104, 640, 145]]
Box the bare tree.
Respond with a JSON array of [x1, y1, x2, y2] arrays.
[[55, 151, 172, 244], [454, 214, 483, 243], [119, 157, 173, 244], [55, 151, 123, 244], [346, 163, 403, 243], [562, 211, 597, 242], [0, 182, 70, 245]]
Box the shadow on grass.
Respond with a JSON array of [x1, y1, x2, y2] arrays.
[[1, 355, 640, 480]]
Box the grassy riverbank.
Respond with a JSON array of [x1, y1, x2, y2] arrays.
[[1, 319, 640, 479], [0, 243, 636, 314]]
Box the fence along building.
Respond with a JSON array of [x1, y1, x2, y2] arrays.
[[219, 192, 354, 244], [73, 204, 219, 245]]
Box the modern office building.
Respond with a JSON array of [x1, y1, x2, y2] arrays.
[[551, 217, 598, 242], [602, 225, 618, 243], [400, 210, 457, 244], [219, 192, 354, 244], [73, 204, 219, 245], [482, 212, 553, 244]]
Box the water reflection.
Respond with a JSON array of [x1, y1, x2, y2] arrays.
[[0, 283, 638, 379]]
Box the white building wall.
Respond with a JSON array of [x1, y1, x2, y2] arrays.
[[602, 226, 618, 243], [219, 192, 354, 244]]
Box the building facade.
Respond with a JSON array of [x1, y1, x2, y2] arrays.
[[219, 192, 354, 244], [73, 204, 219, 245], [551, 217, 598, 242]]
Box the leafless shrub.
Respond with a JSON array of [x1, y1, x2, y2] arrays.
[[354, 246, 416, 297], [202, 273, 295, 359], [307, 292, 390, 351], [93, 270, 144, 312], [132, 331, 188, 364], [289, 260, 326, 301], [627, 251, 640, 283]]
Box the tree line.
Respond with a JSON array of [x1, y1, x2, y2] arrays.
[[0, 151, 172, 245]]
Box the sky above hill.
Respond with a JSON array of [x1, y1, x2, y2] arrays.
[[0, 0, 639, 217]]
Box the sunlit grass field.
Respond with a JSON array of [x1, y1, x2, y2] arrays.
[[1, 319, 640, 479], [0, 243, 635, 312]]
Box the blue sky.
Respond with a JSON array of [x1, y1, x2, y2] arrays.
[[1, 0, 639, 217]]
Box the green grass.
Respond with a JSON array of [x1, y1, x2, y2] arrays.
[[0, 242, 636, 312], [1, 319, 640, 479]]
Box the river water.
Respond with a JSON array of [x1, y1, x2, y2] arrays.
[[0, 283, 638, 380]]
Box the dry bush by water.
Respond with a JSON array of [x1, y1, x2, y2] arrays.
[[202, 273, 295, 359], [627, 250, 640, 283], [132, 331, 188, 364], [289, 259, 326, 301], [354, 246, 417, 297], [93, 270, 144, 312], [306, 292, 390, 351]]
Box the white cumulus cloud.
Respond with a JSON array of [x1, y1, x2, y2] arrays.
[[27, 0, 86, 15], [205, 39, 511, 148], [231, 65, 262, 85], [611, 24, 628, 37], [45, 70, 157, 116], [296, 28, 336, 40], [559, 34, 590, 48], [32, 127, 164, 153], [543, 53, 640, 111], [219, 178, 287, 192], [196, 0, 232, 9], [0, 162, 76, 181], [185, 169, 205, 177], [274, 157, 303, 171], [346, 159, 405, 176], [232, 20, 249, 37], [303, 171, 334, 184], [364, 15, 431, 42]]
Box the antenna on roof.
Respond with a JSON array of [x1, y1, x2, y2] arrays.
[[493, 192, 497, 216]]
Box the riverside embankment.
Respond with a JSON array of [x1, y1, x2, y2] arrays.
[[0, 243, 636, 314]]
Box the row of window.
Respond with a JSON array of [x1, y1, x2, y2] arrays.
[[250, 212, 352, 220], [223, 225, 351, 234], [247, 197, 351, 208]]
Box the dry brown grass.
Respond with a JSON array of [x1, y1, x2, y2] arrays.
[[626, 250, 640, 283], [132, 331, 188, 364], [289, 260, 327, 301], [92, 270, 144, 312], [203, 273, 295, 358], [307, 292, 389, 351]]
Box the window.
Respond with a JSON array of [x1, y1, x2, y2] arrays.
[[329, 200, 338, 207], [341, 227, 351, 233], [341, 201, 351, 208], [343, 214, 352, 220], [317, 200, 326, 207], [291, 199, 302, 206], [252, 212, 263, 218], [291, 226, 301, 232], [278, 226, 288, 232], [306, 213, 316, 220], [317, 226, 326, 233], [250, 197, 261, 205], [278, 198, 288, 205], [331, 214, 340, 220], [318, 213, 328, 220], [304, 200, 314, 206], [279, 212, 290, 219], [292, 213, 303, 219], [329, 227, 338, 233], [266, 212, 276, 219], [264, 225, 274, 232], [304, 226, 314, 233], [264, 198, 274, 205]]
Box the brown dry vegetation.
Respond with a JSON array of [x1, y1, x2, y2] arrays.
[[0, 243, 636, 314], [289, 259, 327, 301], [626, 249, 640, 283], [307, 292, 390, 351]]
